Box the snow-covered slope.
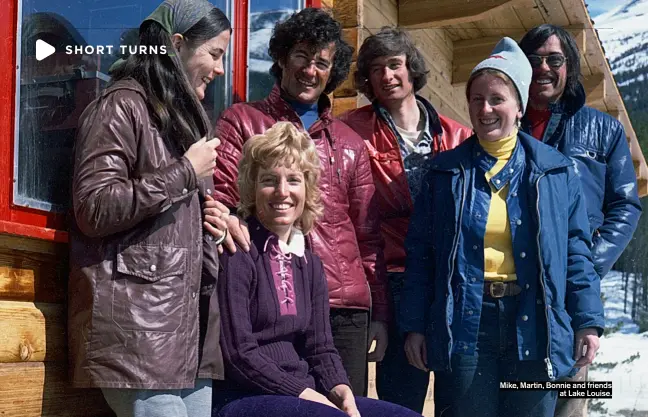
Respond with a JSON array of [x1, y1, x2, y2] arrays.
[[248, 9, 294, 74], [594, 0, 648, 103], [588, 271, 648, 416]]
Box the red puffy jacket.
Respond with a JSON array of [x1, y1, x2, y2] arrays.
[[340, 101, 472, 272]]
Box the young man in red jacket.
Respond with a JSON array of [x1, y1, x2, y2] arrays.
[[203, 8, 389, 396], [340, 27, 472, 413]]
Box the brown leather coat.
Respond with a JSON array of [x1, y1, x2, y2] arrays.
[[68, 79, 223, 389], [212, 85, 389, 322]]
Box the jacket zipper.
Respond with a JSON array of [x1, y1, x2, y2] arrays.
[[326, 135, 340, 185], [535, 173, 555, 380], [444, 164, 467, 370]]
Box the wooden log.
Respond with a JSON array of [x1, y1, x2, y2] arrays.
[[607, 109, 621, 120], [363, 0, 397, 31], [0, 301, 66, 363], [0, 238, 67, 304], [400, 0, 530, 29], [333, 0, 360, 28], [451, 26, 586, 85], [334, 62, 357, 98], [0, 234, 64, 256], [583, 73, 605, 104], [0, 362, 113, 417], [342, 28, 359, 60], [332, 96, 358, 117], [638, 178, 648, 199]]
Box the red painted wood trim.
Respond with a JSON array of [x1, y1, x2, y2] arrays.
[[233, 0, 249, 103], [306, 0, 322, 7], [0, 0, 67, 242], [0, 0, 17, 223], [0, 220, 69, 242]]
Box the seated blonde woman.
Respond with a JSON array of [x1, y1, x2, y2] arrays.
[[213, 121, 422, 417]]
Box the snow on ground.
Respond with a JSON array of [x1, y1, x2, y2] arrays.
[[588, 271, 648, 417]]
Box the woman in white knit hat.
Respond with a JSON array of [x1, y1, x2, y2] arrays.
[[399, 37, 604, 417]]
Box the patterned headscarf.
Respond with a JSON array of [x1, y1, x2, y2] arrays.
[[144, 0, 215, 35]]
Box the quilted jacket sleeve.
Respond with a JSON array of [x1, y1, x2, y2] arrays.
[[591, 120, 642, 278], [565, 166, 605, 335], [212, 107, 247, 210]]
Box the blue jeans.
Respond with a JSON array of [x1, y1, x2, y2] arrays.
[[102, 379, 212, 417], [446, 295, 557, 417], [213, 394, 423, 417], [376, 272, 430, 412]]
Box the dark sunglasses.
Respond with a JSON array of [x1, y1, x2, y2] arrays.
[[527, 54, 567, 68]]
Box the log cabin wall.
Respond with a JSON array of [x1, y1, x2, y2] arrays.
[[0, 235, 113, 416], [329, 0, 648, 197]]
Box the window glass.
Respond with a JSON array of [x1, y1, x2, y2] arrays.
[[15, 0, 231, 212], [247, 0, 303, 102]]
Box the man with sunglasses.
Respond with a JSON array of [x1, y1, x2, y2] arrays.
[[519, 24, 642, 417]]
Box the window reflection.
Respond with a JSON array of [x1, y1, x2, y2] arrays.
[[247, 0, 303, 102], [15, 0, 231, 212]]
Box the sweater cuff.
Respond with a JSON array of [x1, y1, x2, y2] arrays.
[[319, 373, 351, 393], [276, 375, 311, 397]]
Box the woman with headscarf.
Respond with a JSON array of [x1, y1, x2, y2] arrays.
[[400, 38, 604, 417], [68, 1, 231, 416]]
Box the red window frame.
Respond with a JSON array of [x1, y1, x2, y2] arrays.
[[0, 0, 321, 243]]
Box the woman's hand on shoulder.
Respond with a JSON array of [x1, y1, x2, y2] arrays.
[[203, 196, 251, 254], [223, 214, 251, 253], [184, 136, 220, 179], [329, 384, 361, 417]]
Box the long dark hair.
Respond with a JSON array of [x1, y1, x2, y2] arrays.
[[519, 24, 582, 104], [111, 8, 231, 153]]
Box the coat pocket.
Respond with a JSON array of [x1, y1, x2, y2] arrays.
[[112, 245, 188, 333]]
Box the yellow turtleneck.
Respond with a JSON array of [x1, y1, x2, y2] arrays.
[[479, 129, 518, 282]]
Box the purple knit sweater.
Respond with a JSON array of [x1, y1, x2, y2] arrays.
[[217, 218, 350, 396]]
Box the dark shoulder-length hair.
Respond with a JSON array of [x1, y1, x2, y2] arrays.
[[268, 7, 353, 95], [354, 27, 429, 100], [111, 8, 231, 153], [518, 24, 582, 103]]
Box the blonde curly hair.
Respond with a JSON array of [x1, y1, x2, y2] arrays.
[[237, 121, 323, 235]]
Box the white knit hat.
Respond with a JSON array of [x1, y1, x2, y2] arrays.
[[470, 37, 532, 112]]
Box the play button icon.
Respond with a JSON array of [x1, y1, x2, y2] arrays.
[[35, 39, 55, 61]]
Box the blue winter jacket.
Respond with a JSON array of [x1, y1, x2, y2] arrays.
[[400, 132, 605, 380], [522, 84, 641, 278]]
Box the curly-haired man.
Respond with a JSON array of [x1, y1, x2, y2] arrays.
[[205, 8, 389, 396]]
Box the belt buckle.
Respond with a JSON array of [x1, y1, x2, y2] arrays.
[[489, 282, 506, 298]]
